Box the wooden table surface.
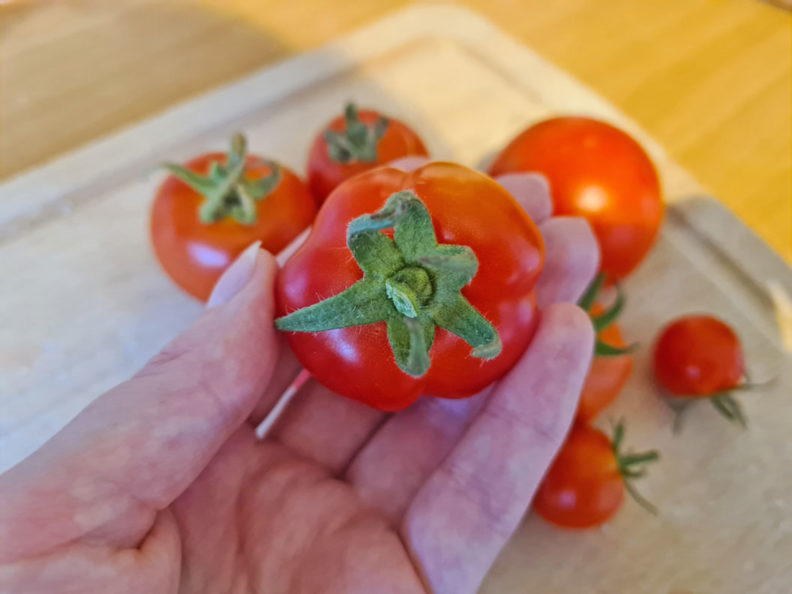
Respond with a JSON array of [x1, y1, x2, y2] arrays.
[[1, 0, 790, 261]]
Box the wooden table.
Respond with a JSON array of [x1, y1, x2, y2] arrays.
[[1, 0, 790, 261]]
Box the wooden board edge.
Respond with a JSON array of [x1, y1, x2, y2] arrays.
[[668, 197, 792, 352], [0, 4, 703, 242]]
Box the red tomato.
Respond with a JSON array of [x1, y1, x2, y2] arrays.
[[534, 423, 658, 529], [577, 303, 633, 422], [653, 315, 744, 396], [151, 135, 316, 301], [307, 103, 428, 203], [277, 162, 544, 411], [490, 117, 664, 280]]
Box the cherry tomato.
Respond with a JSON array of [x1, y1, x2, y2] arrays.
[[151, 135, 316, 301], [276, 162, 544, 411], [577, 303, 633, 422], [307, 103, 428, 203], [534, 422, 657, 529], [653, 315, 744, 396], [490, 117, 664, 280], [653, 315, 748, 427]]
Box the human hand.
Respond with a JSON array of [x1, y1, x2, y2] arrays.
[[0, 171, 597, 594]]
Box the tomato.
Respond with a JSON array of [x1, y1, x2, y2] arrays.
[[653, 315, 743, 395], [653, 315, 748, 426], [575, 274, 634, 421], [276, 162, 544, 411], [151, 135, 316, 301], [307, 103, 429, 203], [533, 422, 658, 529], [490, 117, 664, 280], [577, 303, 633, 422]]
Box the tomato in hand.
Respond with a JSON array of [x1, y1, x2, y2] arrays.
[[533, 422, 658, 529], [151, 134, 316, 301], [307, 103, 428, 203], [490, 117, 664, 280], [276, 162, 544, 411], [653, 315, 748, 427]]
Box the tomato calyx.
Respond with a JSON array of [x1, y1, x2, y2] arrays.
[[163, 134, 282, 225], [324, 103, 389, 164], [611, 420, 660, 514], [275, 190, 502, 377], [578, 273, 635, 357], [668, 385, 757, 432]]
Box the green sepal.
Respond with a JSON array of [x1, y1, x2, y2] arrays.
[[163, 133, 281, 225], [275, 190, 501, 377], [591, 285, 625, 333], [611, 420, 659, 515], [579, 273, 633, 357], [594, 339, 637, 357], [710, 393, 747, 428], [324, 102, 390, 164], [578, 272, 605, 313]]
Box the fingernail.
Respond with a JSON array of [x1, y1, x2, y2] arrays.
[[387, 156, 430, 172], [207, 241, 262, 308]]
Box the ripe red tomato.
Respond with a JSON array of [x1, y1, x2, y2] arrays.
[[653, 315, 748, 426], [534, 422, 657, 529], [276, 162, 544, 411], [490, 117, 664, 280], [307, 103, 428, 203], [577, 303, 633, 422], [653, 315, 744, 396], [151, 135, 316, 301]]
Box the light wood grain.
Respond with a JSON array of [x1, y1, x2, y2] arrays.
[[0, 7, 790, 591], [0, 0, 790, 261]]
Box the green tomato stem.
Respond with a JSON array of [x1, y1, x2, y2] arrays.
[[323, 102, 389, 164], [162, 133, 281, 225], [275, 191, 502, 377]]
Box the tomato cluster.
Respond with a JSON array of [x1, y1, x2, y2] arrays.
[[150, 106, 756, 533], [151, 104, 427, 301]]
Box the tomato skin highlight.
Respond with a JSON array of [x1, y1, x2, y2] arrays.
[[533, 423, 625, 529], [277, 162, 544, 411], [307, 108, 428, 204], [151, 153, 316, 301], [576, 303, 633, 422], [490, 117, 664, 280], [653, 315, 744, 397]]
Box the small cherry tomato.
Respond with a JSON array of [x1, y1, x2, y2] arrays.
[[576, 274, 634, 422], [276, 162, 544, 411], [490, 116, 664, 280], [151, 134, 316, 301], [307, 103, 428, 203], [653, 315, 748, 427], [533, 422, 658, 530]]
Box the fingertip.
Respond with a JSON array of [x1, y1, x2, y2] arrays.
[[536, 217, 600, 307], [495, 172, 553, 224], [207, 241, 263, 308], [388, 156, 430, 172], [540, 302, 595, 351]]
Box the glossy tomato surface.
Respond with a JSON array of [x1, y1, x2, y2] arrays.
[[307, 109, 428, 203], [277, 162, 544, 411], [533, 423, 624, 529], [490, 117, 663, 280], [577, 303, 633, 422], [151, 153, 316, 301], [653, 315, 744, 397]]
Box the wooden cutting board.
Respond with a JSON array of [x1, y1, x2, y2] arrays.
[[1, 5, 790, 592]]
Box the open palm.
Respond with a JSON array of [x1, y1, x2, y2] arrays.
[[0, 173, 597, 594]]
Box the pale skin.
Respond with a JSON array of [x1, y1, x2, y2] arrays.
[[0, 168, 599, 594]]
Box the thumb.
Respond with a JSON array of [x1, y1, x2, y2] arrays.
[[0, 244, 279, 560]]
